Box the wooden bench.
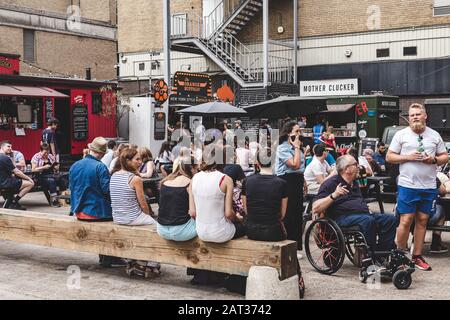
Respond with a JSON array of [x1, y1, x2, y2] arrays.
[[0, 209, 298, 280]]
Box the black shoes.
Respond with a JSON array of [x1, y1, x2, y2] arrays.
[[99, 255, 127, 267], [8, 202, 27, 211]]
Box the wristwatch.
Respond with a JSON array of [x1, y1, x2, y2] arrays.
[[330, 193, 336, 201]]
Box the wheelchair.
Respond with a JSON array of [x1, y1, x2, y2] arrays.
[[304, 217, 415, 289]]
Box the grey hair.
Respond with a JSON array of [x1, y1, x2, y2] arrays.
[[363, 148, 374, 156], [336, 155, 355, 174]]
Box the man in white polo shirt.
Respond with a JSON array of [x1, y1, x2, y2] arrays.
[[304, 144, 333, 193], [387, 103, 449, 271]]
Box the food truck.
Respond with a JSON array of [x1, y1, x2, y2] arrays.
[[318, 95, 400, 152], [0, 53, 117, 160]]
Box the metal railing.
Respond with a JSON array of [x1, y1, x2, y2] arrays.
[[268, 55, 294, 84], [170, 4, 294, 84], [203, 30, 263, 82], [204, 0, 248, 37]]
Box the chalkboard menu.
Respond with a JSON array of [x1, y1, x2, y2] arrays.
[[154, 112, 166, 141], [72, 104, 88, 141], [46, 98, 53, 123], [360, 138, 379, 154]]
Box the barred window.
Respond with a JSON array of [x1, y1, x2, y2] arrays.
[[23, 29, 35, 62]]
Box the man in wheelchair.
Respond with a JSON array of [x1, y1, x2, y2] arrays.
[[312, 155, 398, 256]]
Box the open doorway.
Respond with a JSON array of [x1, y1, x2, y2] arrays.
[[54, 90, 71, 155]]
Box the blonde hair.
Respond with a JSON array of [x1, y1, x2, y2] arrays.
[[161, 156, 196, 184], [409, 103, 426, 114]]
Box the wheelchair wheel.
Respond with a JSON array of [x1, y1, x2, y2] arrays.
[[345, 233, 366, 268], [305, 219, 345, 275], [392, 270, 412, 290], [345, 235, 356, 265]]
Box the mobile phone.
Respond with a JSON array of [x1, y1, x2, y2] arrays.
[[50, 162, 59, 168]]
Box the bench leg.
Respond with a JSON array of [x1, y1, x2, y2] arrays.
[[376, 185, 385, 214], [246, 266, 300, 300], [1, 192, 14, 208], [43, 190, 52, 205]]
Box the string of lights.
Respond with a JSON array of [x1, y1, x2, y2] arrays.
[[19, 58, 81, 79]]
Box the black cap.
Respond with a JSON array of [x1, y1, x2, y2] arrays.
[[223, 164, 246, 184]]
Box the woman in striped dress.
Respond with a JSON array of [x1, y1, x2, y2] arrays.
[[110, 148, 160, 277]]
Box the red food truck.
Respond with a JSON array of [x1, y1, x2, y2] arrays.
[[0, 53, 116, 161]]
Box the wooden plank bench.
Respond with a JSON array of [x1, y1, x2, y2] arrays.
[[0, 209, 298, 280]]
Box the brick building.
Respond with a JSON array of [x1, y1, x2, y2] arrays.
[[0, 0, 117, 80], [0, 1, 119, 160], [117, 0, 225, 97], [117, 0, 450, 137]]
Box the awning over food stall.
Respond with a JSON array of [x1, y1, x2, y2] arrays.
[[244, 96, 329, 119], [0, 85, 69, 98], [321, 104, 355, 113]]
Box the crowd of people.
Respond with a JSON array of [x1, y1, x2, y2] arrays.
[[0, 118, 67, 209], [1, 102, 449, 297]]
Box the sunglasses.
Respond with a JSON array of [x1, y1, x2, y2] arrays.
[[417, 135, 425, 153], [346, 162, 358, 169]]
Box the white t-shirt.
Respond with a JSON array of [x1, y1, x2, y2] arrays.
[[389, 126, 446, 189], [304, 156, 331, 192], [249, 142, 259, 164], [358, 156, 371, 171], [101, 149, 114, 168], [195, 125, 206, 143], [109, 157, 118, 173], [236, 147, 252, 170]]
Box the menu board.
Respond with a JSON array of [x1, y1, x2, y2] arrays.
[[360, 138, 379, 153], [46, 98, 53, 123], [154, 112, 166, 141], [72, 104, 88, 141]]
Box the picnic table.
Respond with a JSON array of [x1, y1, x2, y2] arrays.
[[426, 195, 450, 233], [142, 176, 162, 205], [366, 176, 391, 214]]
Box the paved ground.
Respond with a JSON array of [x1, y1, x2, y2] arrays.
[[0, 193, 449, 300]]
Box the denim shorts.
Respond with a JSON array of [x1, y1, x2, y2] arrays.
[[397, 186, 438, 215], [157, 219, 197, 242]]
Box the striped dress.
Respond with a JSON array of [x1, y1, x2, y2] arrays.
[[110, 171, 143, 225]]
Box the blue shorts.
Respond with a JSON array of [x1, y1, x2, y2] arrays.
[[397, 186, 438, 215], [157, 219, 197, 242]]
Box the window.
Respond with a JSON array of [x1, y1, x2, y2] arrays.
[[171, 13, 187, 36], [92, 93, 102, 115], [23, 29, 35, 62], [376, 48, 390, 58], [403, 46, 417, 56], [434, 0, 450, 16], [151, 61, 159, 70], [139, 63, 145, 71]]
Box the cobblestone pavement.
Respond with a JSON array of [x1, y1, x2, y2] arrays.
[[0, 193, 448, 300]]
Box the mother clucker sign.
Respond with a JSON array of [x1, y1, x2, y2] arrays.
[[300, 79, 359, 97]]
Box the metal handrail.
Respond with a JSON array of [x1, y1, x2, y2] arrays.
[[204, 0, 247, 38], [170, 5, 294, 84]]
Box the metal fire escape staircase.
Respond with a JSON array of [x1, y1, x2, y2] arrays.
[[170, 0, 294, 90]]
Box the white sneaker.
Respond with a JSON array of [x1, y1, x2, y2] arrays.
[[297, 251, 303, 260]]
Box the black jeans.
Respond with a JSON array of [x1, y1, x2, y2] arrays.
[[246, 222, 286, 242], [280, 173, 304, 250], [232, 222, 247, 239], [38, 174, 68, 195]]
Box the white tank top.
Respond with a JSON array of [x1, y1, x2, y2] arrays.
[[192, 171, 236, 243]]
